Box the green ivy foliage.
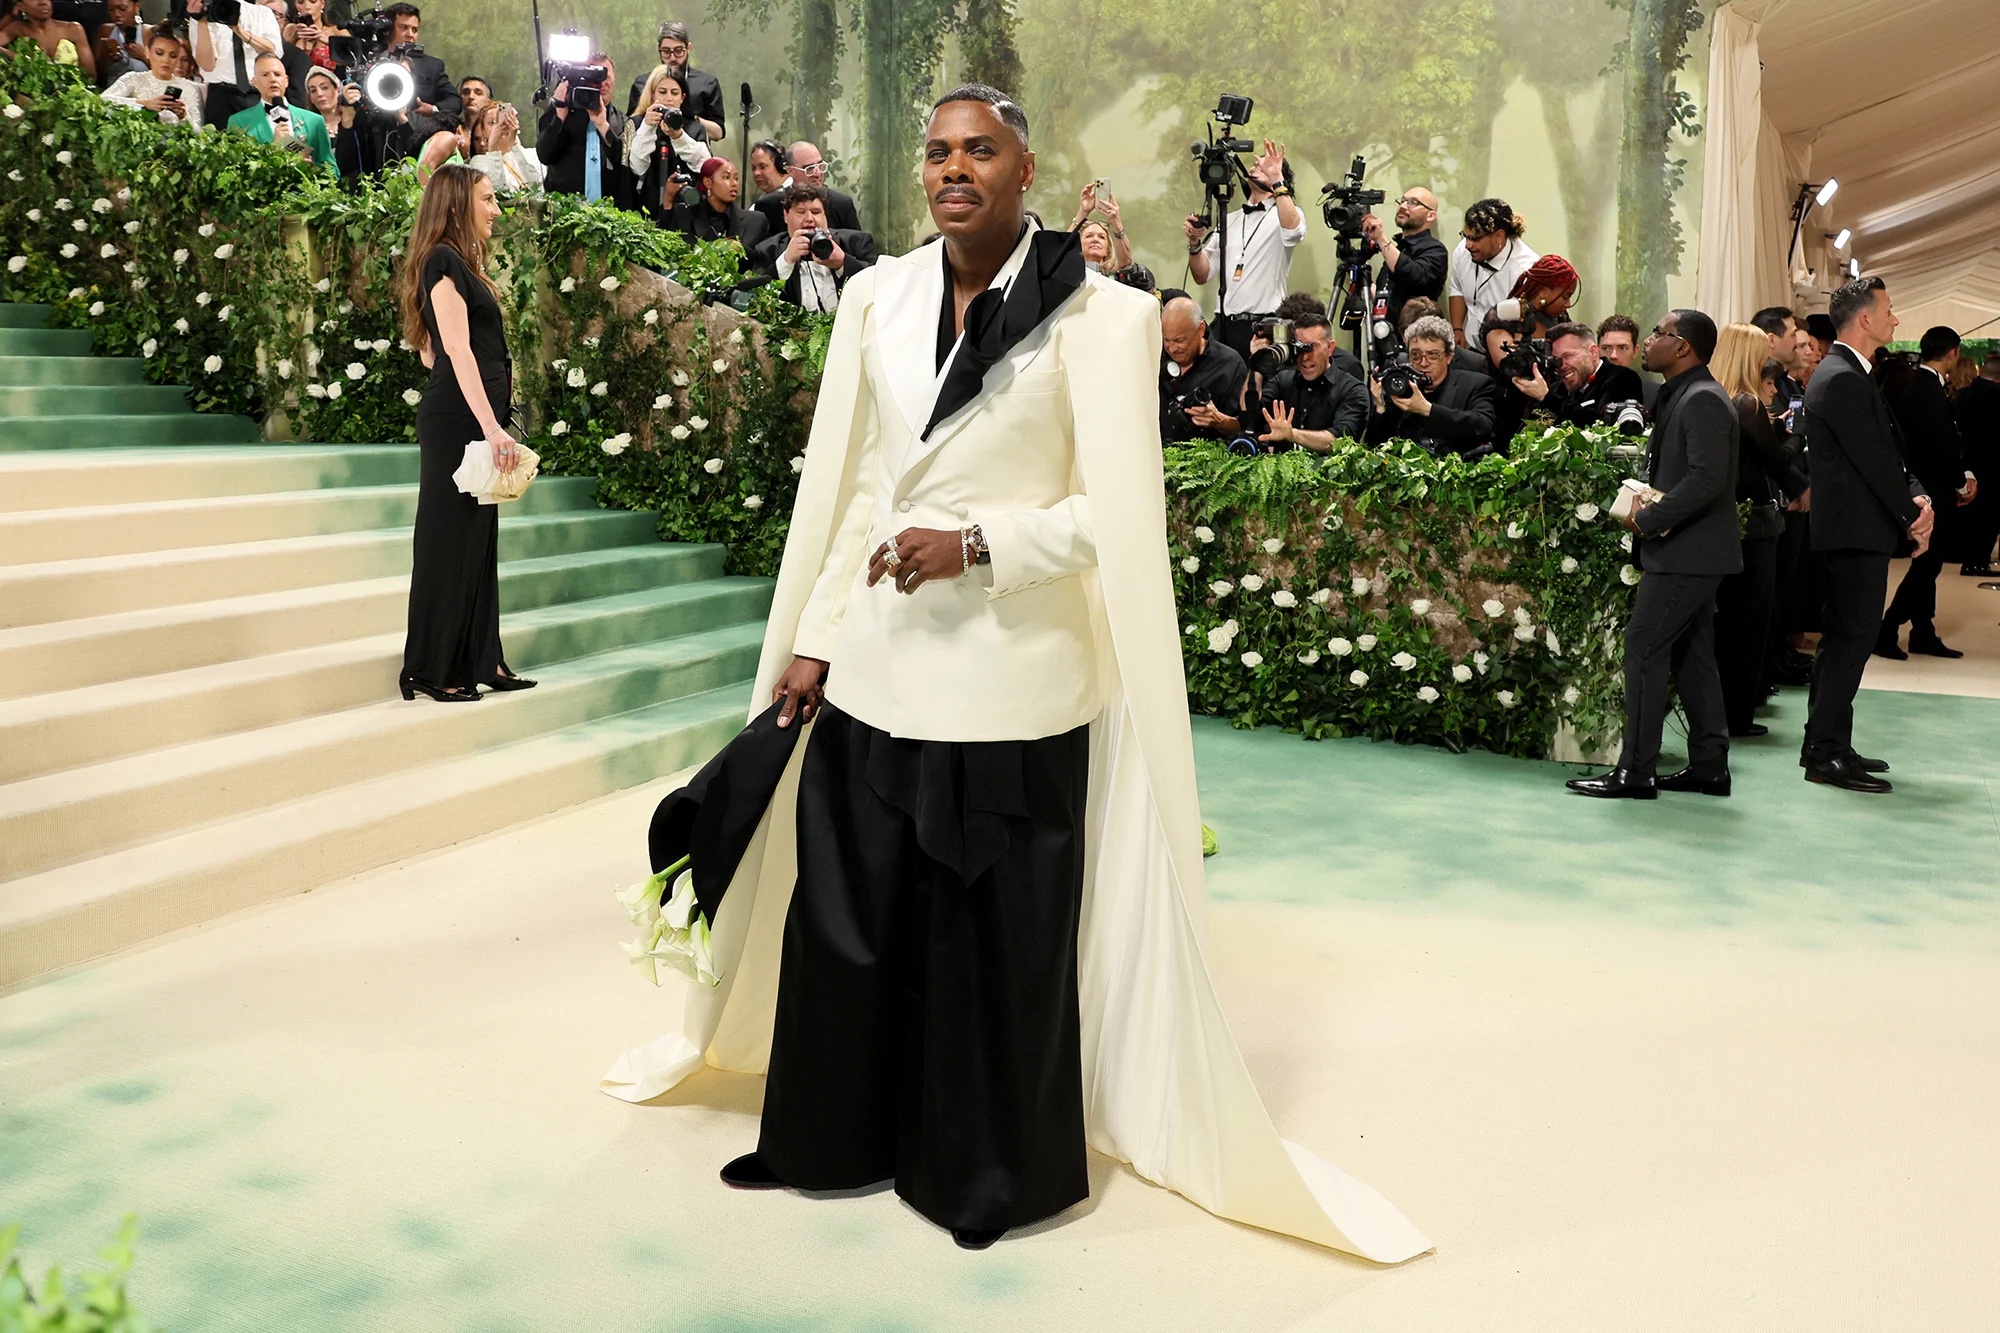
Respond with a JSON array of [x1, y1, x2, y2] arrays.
[[0, 1216, 156, 1332], [1167, 427, 1640, 759]]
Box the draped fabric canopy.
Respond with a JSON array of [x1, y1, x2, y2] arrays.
[[1697, 0, 2000, 335]]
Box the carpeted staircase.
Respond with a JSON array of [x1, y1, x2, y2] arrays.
[[0, 303, 772, 987]]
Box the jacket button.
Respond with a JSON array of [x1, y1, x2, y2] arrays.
[[897, 500, 914, 513]]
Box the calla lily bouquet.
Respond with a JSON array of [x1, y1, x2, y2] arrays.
[[617, 856, 719, 988]]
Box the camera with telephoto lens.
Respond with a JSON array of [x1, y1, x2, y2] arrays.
[[1605, 399, 1647, 435], [808, 227, 836, 263], [1249, 317, 1293, 377], [1378, 347, 1425, 403], [1320, 154, 1385, 243], [662, 105, 685, 133], [329, 6, 393, 66], [1498, 337, 1558, 384]]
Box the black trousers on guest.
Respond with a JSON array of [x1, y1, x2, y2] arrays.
[[1617, 571, 1729, 778], [1804, 550, 1890, 761], [1716, 533, 1779, 733], [1883, 544, 1946, 637], [1765, 508, 1810, 684], [758, 703, 1091, 1235]]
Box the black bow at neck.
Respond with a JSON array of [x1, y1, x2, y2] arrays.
[[922, 227, 1086, 441]]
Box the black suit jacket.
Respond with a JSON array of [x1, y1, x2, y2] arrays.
[[1366, 364, 1497, 457], [535, 103, 628, 203], [1956, 376, 2000, 482], [408, 53, 461, 129], [752, 228, 878, 306], [1635, 367, 1742, 576], [669, 198, 771, 251], [1802, 344, 1924, 553], [1892, 368, 1967, 501], [1560, 359, 1646, 427], [753, 183, 861, 235]]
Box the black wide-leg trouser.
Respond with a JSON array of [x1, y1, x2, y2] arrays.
[[758, 703, 1091, 1234]]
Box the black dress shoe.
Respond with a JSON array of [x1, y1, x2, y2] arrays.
[[952, 1227, 1006, 1250], [719, 1153, 790, 1190], [1961, 563, 1995, 576], [1730, 722, 1769, 738], [1565, 767, 1658, 799], [1803, 754, 1893, 793], [1799, 751, 1890, 774], [1658, 767, 1731, 796], [1909, 635, 1963, 659], [1872, 631, 1908, 660]]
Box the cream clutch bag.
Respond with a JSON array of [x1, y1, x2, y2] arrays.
[[453, 440, 540, 505], [1609, 477, 1664, 522]]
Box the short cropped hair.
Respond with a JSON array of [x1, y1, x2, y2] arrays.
[[1404, 314, 1454, 352], [1290, 311, 1332, 337], [1805, 313, 1837, 342], [1671, 308, 1718, 363], [1918, 326, 1961, 362], [781, 181, 828, 212], [1749, 306, 1796, 338], [1547, 320, 1594, 347], [1829, 277, 1886, 333], [1275, 291, 1327, 324], [931, 83, 1029, 147], [1596, 313, 1641, 344]]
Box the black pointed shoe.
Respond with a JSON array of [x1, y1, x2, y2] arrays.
[[1909, 635, 1963, 659], [1657, 767, 1732, 796], [1803, 753, 1893, 793], [952, 1227, 1006, 1251], [1565, 767, 1658, 799], [1872, 631, 1908, 660], [719, 1153, 790, 1190], [1800, 751, 1890, 774]]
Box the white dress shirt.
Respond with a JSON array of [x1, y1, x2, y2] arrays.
[[775, 250, 841, 314], [101, 70, 206, 129], [469, 146, 544, 193], [1197, 201, 1307, 316], [190, 7, 280, 86], [1448, 236, 1539, 341]]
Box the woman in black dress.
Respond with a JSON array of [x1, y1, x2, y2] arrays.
[[395, 163, 535, 702]]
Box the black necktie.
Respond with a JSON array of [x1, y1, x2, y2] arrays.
[[231, 26, 248, 88]]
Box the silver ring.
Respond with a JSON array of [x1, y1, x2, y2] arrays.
[[882, 548, 902, 569]]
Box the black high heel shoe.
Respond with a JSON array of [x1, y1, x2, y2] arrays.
[[484, 669, 537, 692], [400, 673, 482, 703]]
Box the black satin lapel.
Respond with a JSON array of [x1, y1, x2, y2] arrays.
[[921, 229, 1087, 441]]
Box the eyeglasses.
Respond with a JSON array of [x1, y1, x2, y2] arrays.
[[1393, 195, 1431, 209], [1407, 347, 1448, 364], [1646, 326, 1683, 343], [795, 160, 826, 177], [658, 42, 688, 58], [1459, 229, 1493, 242]]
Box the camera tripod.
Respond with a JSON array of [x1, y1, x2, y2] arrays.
[[1189, 104, 1260, 355], [1329, 236, 1384, 379]]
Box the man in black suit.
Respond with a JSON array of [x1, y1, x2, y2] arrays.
[[1956, 353, 2000, 574], [1878, 326, 1978, 659], [1798, 277, 1935, 793], [753, 140, 862, 235], [752, 183, 876, 312], [382, 4, 460, 129], [536, 55, 626, 203], [1568, 309, 1741, 800], [1548, 321, 1646, 428], [1364, 314, 1497, 458], [624, 21, 724, 140]]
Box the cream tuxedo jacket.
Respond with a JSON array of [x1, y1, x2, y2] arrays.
[[793, 234, 1137, 743]]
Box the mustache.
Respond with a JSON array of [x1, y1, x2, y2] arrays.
[[934, 185, 982, 204]]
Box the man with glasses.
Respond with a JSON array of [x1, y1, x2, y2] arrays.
[[1447, 197, 1537, 352], [1361, 187, 1447, 332], [1364, 314, 1496, 458], [625, 20, 723, 140], [752, 139, 862, 234]]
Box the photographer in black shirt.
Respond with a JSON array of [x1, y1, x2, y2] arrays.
[[1478, 311, 1565, 451], [1360, 186, 1447, 332], [1366, 314, 1496, 458], [1256, 312, 1367, 452], [1548, 321, 1646, 428], [1160, 295, 1250, 444]]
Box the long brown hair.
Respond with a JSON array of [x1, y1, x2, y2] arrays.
[[398, 163, 500, 355]]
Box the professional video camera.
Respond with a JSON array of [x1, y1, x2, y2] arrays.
[[169, 0, 241, 31], [541, 31, 609, 111], [330, 7, 394, 67], [1320, 154, 1385, 247], [1187, 93, 1255, 231]]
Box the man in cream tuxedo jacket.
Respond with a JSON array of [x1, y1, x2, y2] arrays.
[[604, 84, 1431, 1268]]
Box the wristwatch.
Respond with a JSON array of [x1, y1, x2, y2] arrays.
[[1270, 185, 1293, 199]]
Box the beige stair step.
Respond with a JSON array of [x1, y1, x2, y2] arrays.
[[0, 444, 418, 513]]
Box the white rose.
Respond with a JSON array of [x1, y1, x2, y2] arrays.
[[566, 367, 586, 388], [402, 388, 422, 406], [600, 433, 632, 455], [1310, 588, 1332, 605], [1410, 598, 1431, 616], [218, 306, 232, 321], [305, 383, 326, 397], [790, 455, 806, 474], [728, 327, 745, 347], [203, 354, 222, 374], [87, 300, 103, 316], [345, 362, 365, 381], [600, 275, 620, 291], [314, 276, 330, 292], [649, 394, 672, 412], [559, 276, 576, 293], [141, 338, 157, 358], [1391, 651, 1417, 671], [275, 358, 293, 379], [590, 382, 608, 397], [1545, 629, 1562, 654], [1271, 589, 1297, 608], [214, 243, 233, 259], [1181, 556, 1201, 573], [1497, 690, 1516, 708], [1562, 685, 1581, 706], [71, 218, 86, 232], [712, 358, 729, 373], [550, 421, 569, 436], [91, 197, 111, 213], [1514, 606, 1534, 627], [1240, 574, 1265, 592], [1356, 634, 1377, 651], [1298, 649, 1321, 665], [745, 494, 766, 510], [1473, 651, 1490, 673], [0, 104, 19, 119], [55, 197, 72, 210], [1621, 532, 1634, 551], [1348, 669, 1369, 687], [1620, 564, 1642, 586], [25, 209, 40, 222], [1417, 685, 1440, 703], [98, 243, 117, 258], [1506, 521, 1526, 539], [1452, 663, 1474, 683], [549, 358, 568, 370], [371, 339, 390, 353], [1575, 502, 1600, 522], [1240, 651, 1264, 668], [1350, 575, 1371, 596], [59, 243, 76, 258], [1328, 637, 1353, 657], [1560, 555, 1579, 574], [1209, 579, 1234, 598], [1514, 624, 1536, 642], [172, 248, 189, 264], [55, 150, 73, 165], [703, 457, 724, 474], [1261, 537, 1283, 555], [325, 380, 342, 399], [780, 342, 802, 361], [642, 309, 659, 326], [688, 415, 709, 432], [172, 317, 189, 334], [1207, 625, 1236, 653], [67, 287, 82, 299], [671, 369, 690, 387], [123, 220, 140, 235], [671, 425, 692, 442], [197, 222, 215, 237], [1193, 526, 1215, 544]]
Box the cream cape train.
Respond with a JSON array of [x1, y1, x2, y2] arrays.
[[602, 241, 1433, 1265]]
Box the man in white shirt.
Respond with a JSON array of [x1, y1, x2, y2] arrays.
[[1447, 196, 1537, 350], [753, 184, 877, 314], [185, 0, 281, 128], [1182, 138, 1307, 365], [101, 28, 204, 130]]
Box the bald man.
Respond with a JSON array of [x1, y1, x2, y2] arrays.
[[1361, 185, 1449, 330], [752, 139, 863, 234], [1159, 295, 1250, 444]]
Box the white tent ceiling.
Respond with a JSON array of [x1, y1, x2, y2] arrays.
[[1697, 0, 2000, 336]]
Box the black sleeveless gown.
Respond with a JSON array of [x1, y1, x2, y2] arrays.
[[402, 244, 513, 693]]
